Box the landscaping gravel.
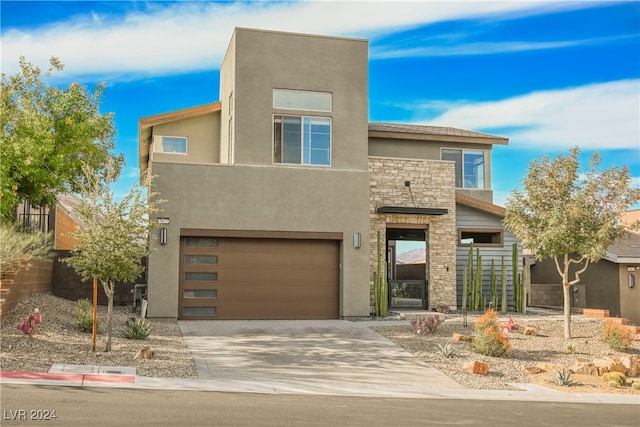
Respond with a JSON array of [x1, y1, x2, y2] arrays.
[[1, 294, 638, 395], [1, 294, 197, 378]]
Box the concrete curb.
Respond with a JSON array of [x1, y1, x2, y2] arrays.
[[1, 371, 638, 405]]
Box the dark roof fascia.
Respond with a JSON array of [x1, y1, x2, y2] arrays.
[[368, 122, 509, 146], [376, 206, 448, 216]]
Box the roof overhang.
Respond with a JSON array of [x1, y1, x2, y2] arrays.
[[604, 253, 640, 264], [138, 102, 222, 182], [455, 193, 506, 218], [376, 206, 448, 215], [368, 123, 509, 146]]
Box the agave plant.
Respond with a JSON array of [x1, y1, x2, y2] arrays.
[[555, 369, 575, 387], [121, 317, 152, 340], [434, 343, 454, 358]]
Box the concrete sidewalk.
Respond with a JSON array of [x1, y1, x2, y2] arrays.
[[1, 319, 638, 405]]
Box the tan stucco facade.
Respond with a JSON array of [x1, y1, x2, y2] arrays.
[[145, 28, 371, 319]]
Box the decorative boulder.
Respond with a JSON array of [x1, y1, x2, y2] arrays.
[[593, 357, 626, 376], [620, 355, 639, 377], [452, 333, 471, 342], [464, 361, 489, 376]]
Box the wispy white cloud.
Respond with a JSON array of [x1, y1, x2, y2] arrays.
[[423, 80, 640, 150], [370, 35, 638, 59], [1, 0, 599, 79]]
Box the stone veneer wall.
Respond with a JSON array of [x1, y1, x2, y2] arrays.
[[369, 156, 457, 311]]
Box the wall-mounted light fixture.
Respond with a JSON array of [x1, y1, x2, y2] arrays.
[[629, 274, 635, 289], [353, 232, 361, 249], [160, 228, 168, 245]]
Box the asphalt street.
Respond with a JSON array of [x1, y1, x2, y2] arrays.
[[2, 384, 639, 427]]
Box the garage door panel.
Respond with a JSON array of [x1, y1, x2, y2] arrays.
[[215, 302, 338, 320], [179, 237, 340, 320], [217, 252, 337, 269], [215, 268, 338, 284], [215, 284, 338, 302]]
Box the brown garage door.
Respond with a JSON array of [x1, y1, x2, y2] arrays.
[[178, 236, 340, 320]]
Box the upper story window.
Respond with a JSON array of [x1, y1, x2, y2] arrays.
[[273, 89, 332, 112], [442, 148, 485, 189], [155, 136, 187, 154], [273, 89, 332, 166], [274, 116, 331, 166]]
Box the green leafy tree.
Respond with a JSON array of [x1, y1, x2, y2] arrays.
[[1, 56, 122, 221], [504, 147, 640, 339], [62, 163, 163, 352]]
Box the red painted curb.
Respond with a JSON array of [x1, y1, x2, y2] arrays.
[[0, 371, 135, 383], [83, 374, 135, 383]]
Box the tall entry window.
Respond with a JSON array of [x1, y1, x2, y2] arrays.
[[273, 89, 332, 166], [441, 149, 486, 189]]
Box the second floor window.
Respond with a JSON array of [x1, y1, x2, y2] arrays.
[[442, 148, 485, 189], [273, 116, 331, 166], [273, 88, 332, 167]]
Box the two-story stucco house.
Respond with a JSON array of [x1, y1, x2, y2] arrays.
[[138, 28, 515, 320]]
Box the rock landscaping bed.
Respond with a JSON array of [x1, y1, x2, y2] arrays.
[[372, 312, 640, 395], [0, 294, 197, 378]]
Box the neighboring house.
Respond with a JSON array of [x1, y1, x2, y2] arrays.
[[15, 193, 82, 250], [621, 209, 640, 228], [138, 27, 514, 320], [51, 193, 83, 250], [529, 231, 640, 324]]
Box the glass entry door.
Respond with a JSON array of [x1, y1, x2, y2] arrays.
[[386, 227, 428, 310]]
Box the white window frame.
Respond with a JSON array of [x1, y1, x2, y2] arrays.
[[154, 135, 188, 155]]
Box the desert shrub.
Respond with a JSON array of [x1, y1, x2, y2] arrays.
[[75, 299, 94, 333], [121, 317, 152, 340], [601, 320, 633, 352], [472, 308, 511, 357]]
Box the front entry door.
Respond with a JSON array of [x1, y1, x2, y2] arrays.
[[386, 227, 428, 310]]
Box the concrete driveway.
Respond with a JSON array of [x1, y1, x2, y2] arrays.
[[178, 320, 463, 396]]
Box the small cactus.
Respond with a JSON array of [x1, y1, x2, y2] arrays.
[[632, 382, 640, 391], [555, 369, 575, 386], [608, 381, 619, 388], [601, 371, 626, 387], [411, 315, 445, 336], [565, 344, 576, 354]]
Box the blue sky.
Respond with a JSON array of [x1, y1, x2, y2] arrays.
[[2, 0, 639, 209]]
